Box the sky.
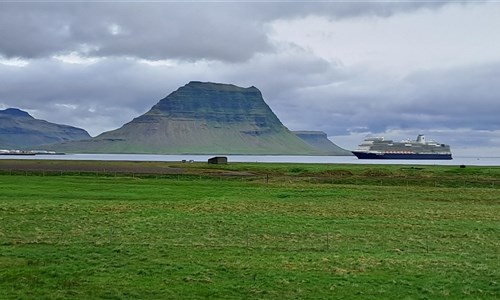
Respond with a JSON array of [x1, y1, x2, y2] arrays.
[[1, 0, 499, 156]]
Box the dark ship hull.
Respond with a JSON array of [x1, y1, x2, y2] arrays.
[[352, 151, 452, 160]]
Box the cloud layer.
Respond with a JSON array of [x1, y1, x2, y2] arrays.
[[1, 1, 499, 155]]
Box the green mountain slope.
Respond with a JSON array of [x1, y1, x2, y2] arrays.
[[52, 82, 324, 155], [0, 108, 91, 149]]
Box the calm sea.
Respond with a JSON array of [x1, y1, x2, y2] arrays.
[[1, 154, 500, 166]]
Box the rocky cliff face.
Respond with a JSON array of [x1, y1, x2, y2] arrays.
[[0, 108, 91, 149], [53, 82, 325, 154], [293, 131, 352, 156]]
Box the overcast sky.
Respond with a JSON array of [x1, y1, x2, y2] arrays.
[[1, 1, 499, 156]]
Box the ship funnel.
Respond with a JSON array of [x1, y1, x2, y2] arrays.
[[416, 134, 425, 144]]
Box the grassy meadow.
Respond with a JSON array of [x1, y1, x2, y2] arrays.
[[0, 161, 499, 299]]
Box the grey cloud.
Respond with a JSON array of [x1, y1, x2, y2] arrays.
[[231, 1, 452, 21], [0, 1, 458, 61], [0, 4, 75, 58], [395, 63, 500, 130], [0, 44, 343, 136], [264, 62, 500, 141], [2, 50, 498, 140], [0, 58, 185, 135], [0, 2, 270, 62]]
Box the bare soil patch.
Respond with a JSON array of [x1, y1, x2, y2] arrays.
[[0, 160, 184, 175]]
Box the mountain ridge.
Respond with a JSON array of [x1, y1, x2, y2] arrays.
[[0, 108, 91, 149], [293, 131, 352, 156], [50, 82, 348, 155]]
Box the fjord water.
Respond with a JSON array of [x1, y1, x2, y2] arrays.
[[2, 154, 500, 166]]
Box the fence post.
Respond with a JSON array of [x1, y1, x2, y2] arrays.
[[246, 227, 249, 249], [326, 232, 330, 251]]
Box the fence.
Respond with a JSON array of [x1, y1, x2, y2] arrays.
[[44, 229, 497, 256], [1, 168, 499, 190]]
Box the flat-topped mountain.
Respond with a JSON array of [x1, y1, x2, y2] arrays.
[[52, 82, 346, 155], [293, 131, 352, 156], [0, 108, 91, 149]]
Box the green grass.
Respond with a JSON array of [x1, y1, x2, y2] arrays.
[[0, 164, 499, 299]]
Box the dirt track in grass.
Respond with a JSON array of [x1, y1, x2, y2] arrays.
[[0, 159, 185, 175], [0, 159, 257, 176]]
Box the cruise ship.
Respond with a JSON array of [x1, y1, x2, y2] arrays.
[[352, 134, 452, 160]]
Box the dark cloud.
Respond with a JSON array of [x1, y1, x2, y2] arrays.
[[0, 45, 342, 135], [265, 62, 500, 143], [0, 58, 183, 135], [0, 2, 270, 61], [0, 1, 454, 62], [396, 63, 500, 130], [1, 50, 499, 149]]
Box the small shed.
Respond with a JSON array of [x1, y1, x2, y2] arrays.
[[208, 156, 228, 164]]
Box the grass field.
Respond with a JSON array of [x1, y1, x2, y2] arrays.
[[0, 161, 499, 299]]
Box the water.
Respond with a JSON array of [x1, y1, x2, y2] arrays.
[[1, 153, 500, 166]]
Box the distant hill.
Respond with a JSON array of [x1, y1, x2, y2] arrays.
[[293, 131, 352, 156], [0, 108, 91, 149], [51, 82, 331, 155]]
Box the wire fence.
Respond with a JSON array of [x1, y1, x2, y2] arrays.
[[24, 229, 495, 256], [1, 169, 498, 256], [1, 168, 500, 189], [159, 231, 499, 255]]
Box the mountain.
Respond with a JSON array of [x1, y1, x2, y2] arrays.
[[0, 108, 91, 149], [293, 131, 352, 156], [51, 82, 331, 155]]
